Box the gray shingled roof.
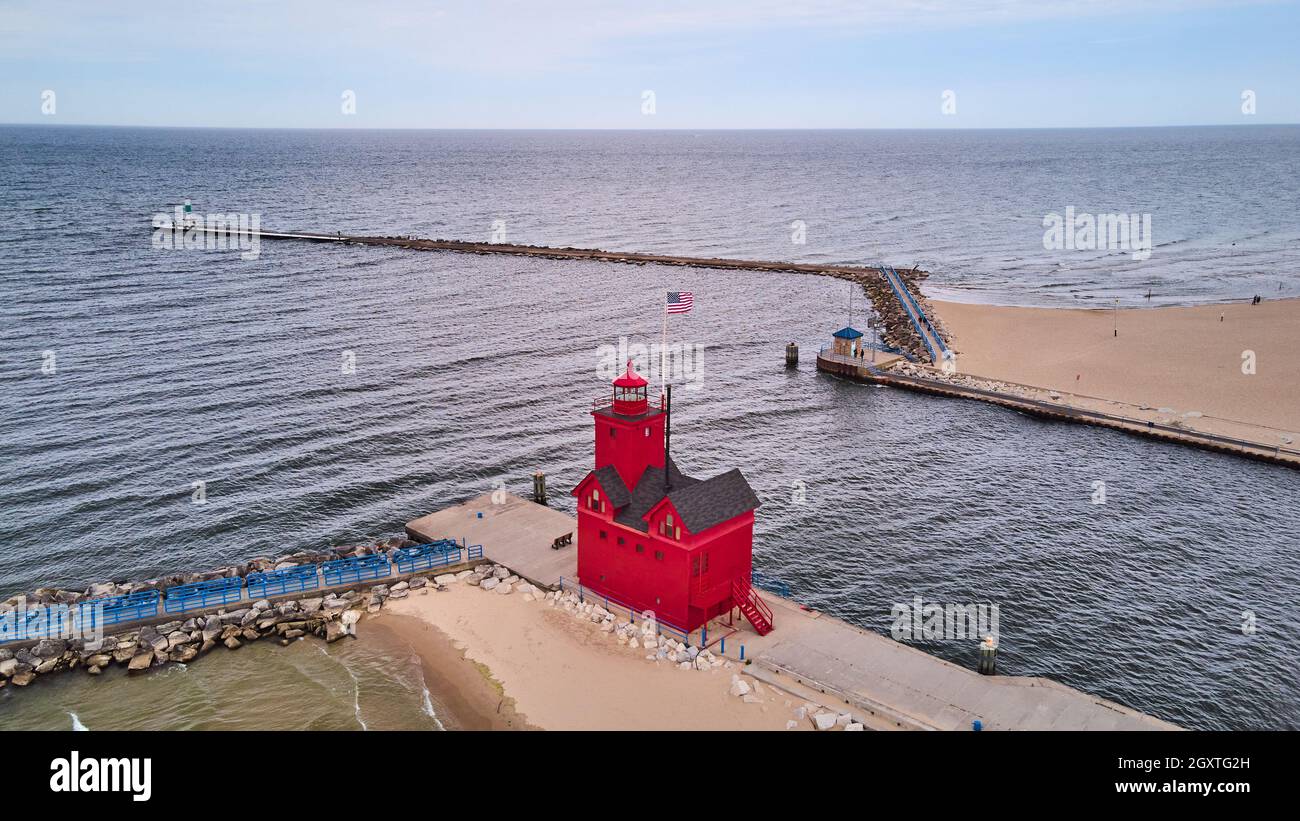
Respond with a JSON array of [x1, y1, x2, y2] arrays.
[[592, 465, 631, 508], [573, 458, 759, 536], [613, 458, 697, 532], [571, 464, 632, 509], [663, 468, 761, 535]]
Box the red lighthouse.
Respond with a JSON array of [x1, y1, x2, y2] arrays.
[[571, 361, 771, 635]]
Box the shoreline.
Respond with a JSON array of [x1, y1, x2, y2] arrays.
[[923, 296, 1300, 445], [381, 582, 808, 731], [368, 612, 533, 731]]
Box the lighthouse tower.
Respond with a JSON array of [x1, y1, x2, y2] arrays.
[[571, 360, 770, 635], [594, 361, 666, 491]]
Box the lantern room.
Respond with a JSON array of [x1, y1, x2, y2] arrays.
[[611, 361, 649, 415]]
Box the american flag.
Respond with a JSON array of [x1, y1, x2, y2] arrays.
[[667, 291, 694, 314]]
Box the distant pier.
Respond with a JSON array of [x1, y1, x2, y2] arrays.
[[816, 349, 1300, 469], [156, 221, 942, 363]]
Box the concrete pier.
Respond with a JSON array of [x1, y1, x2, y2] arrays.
[[816, 349, 1300, 470], [405, 492, 576, 588], [405, 492, 1178, 730]]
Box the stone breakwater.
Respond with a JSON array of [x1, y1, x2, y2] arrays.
[[370, 236, 950, 364], [178, 224, 948, 365], [830, 266, 950, 361], [2, 535, 419, 610], [0, 534, 467, 691]]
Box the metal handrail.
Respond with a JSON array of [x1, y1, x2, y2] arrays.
[[882, 266, 937, 363], [734, 577, 774, 625], [1, 535, 488, 644], [888, 265, 949, 356], [591, 394, 666, 411]]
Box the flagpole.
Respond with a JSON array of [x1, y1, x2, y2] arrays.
[[661, 296, 668, 403]]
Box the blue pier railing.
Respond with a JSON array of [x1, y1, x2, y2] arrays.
[[246, 564, 321, 598], [3, 532, 487, 643], [888, 265, 948, 358], [96, 590, 160, 626], [163, 576, 245, 613], [882, 265, 937, 363], [0, 607, 58, 643], [392, 540, 462, 574], [321, 553, 392, 586]]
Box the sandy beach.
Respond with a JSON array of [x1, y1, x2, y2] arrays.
[[930, 297, 1300, 445], [377, 585, 806, 731]]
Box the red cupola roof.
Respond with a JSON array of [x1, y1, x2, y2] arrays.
[[613, 360, 648, 388]]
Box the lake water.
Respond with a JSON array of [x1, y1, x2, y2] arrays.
[[2, 125, 1298, 730]]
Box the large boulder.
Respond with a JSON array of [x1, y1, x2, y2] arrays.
[[171, 645, 198, 663], [128, 650, 153, 672], [32, 638, 68, 659], [0, 658, 31, 677], [340, 610, 361, 637]]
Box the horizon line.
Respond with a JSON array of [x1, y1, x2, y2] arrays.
[[3, 121, 1299, 132]]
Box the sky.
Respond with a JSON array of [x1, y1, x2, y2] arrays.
[[1, 0, 1298, 129]]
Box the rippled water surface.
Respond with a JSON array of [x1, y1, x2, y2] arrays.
[[2, 126, 1298, 730]]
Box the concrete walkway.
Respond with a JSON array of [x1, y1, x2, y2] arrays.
[[406, 493, 577, 588], [743, 593, 1177, 731], [405, 493, 1178, 731]]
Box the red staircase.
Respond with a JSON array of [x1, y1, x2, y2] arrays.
[[732, 578, 774, 636]]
